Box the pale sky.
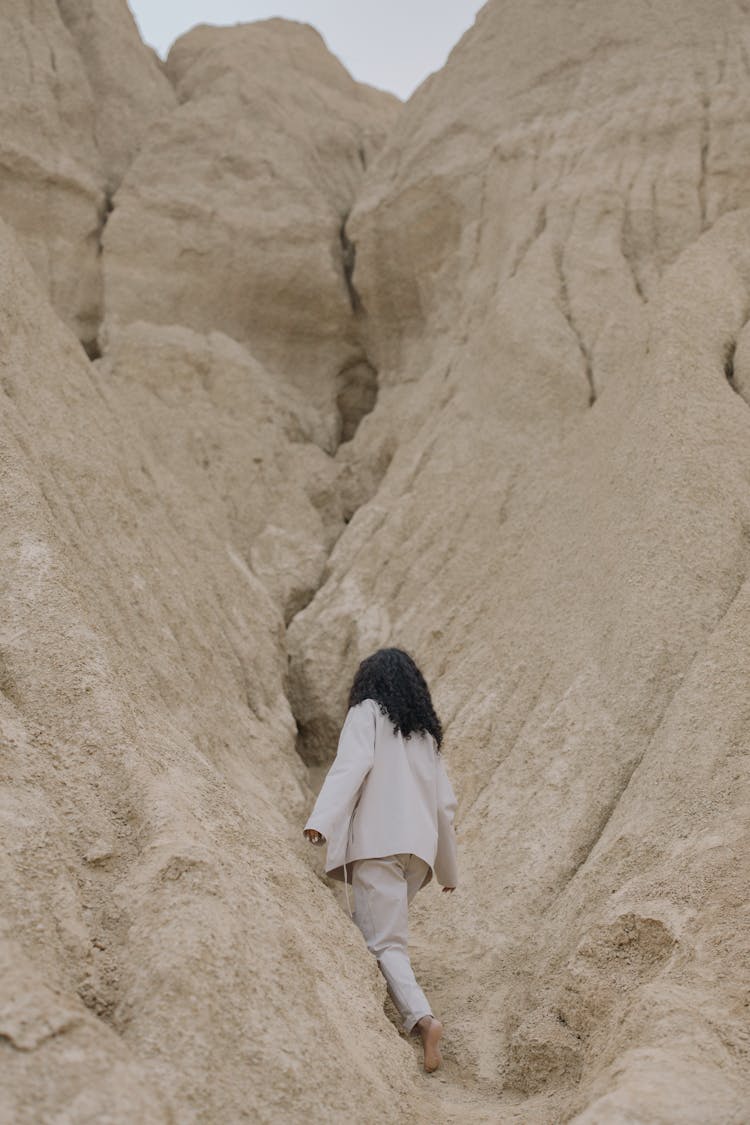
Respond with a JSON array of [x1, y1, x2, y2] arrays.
[[127, 1, 486, 100]]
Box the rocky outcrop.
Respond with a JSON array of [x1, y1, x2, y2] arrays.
[[99, 321, 344, 622], [0, 15, 417, 1120], [0, 0, 175, 353], [0, 212, 424, 1122], [102, 20, 399, 445], [288, 1, 750, 1119], [0, 0, 104, 349], [55, 0, 176, 190], [3, 1, 750, 1122]]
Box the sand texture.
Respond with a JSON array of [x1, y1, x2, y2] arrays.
[[2, 2, 750, 1122]]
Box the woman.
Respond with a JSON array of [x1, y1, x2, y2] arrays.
[[303, 648, 458, 1073]]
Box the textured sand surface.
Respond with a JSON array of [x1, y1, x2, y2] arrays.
[[2, 1, 750, 1121]]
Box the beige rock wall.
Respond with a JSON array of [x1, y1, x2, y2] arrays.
[[289, 0, 750, 1118], [0, 216, 424, 1122], [0, 0, 175, 352], [0, 0, 104, 348], [102, 20, 399, 443], [55, 0, 176, 190], [4, 0, 750, 1122]]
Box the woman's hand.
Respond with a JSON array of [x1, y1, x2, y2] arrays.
[[441, 886, 456, 894], [304, 828, 325, 845]]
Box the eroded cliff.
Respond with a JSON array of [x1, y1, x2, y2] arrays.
[[2, 2, 750, 1122]]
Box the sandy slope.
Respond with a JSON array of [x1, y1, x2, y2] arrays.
[[2, 1, 750, 1121]]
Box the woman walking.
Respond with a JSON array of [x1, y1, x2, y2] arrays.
[[303, 648, 458, 1073]]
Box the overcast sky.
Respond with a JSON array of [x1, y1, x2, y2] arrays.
[[128, 1, 486, 100]]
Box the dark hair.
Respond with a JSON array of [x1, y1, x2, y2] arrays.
[[348, 647, 443, 748]]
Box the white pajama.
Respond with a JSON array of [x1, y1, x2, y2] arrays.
[[352, 853, 432, 1034]]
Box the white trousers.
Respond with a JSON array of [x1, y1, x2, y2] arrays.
[[351, 853, 433, 1034]]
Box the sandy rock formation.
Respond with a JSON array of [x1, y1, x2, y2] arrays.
[[4, 0, 750, 1121], [102, 20, 399, 444], [55, 0, 176, 190], [0, 0, 104, 348], [0, 211, 424, 1121], [0, 0, 174, 353], [289, 0, 750, 1119], [100, 320, 343, 621]]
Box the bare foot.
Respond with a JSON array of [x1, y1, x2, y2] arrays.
[[416, 1015, 443, 1073]]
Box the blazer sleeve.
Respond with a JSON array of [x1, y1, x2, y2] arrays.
[[303, 701, 376, 842], [434, 757, 459, 888]]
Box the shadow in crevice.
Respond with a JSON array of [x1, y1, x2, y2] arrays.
[[81, 190, 115, 362], [0, 649, 21, 708], [723, 337, 750, 407], [340, 212, 363, 314], [83, 338, 102, 361], [336, 357, 378, 445], [724, 339, 737, 390]]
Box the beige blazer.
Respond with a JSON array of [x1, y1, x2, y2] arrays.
[[304, 698, 459, 888]]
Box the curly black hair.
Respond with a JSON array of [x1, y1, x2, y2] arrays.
[[347, 647, 443, 748]]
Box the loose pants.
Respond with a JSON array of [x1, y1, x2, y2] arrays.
[[351, 853, 432, 1034]]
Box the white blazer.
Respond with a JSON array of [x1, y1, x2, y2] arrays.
[[304, 698, 459, 888]]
